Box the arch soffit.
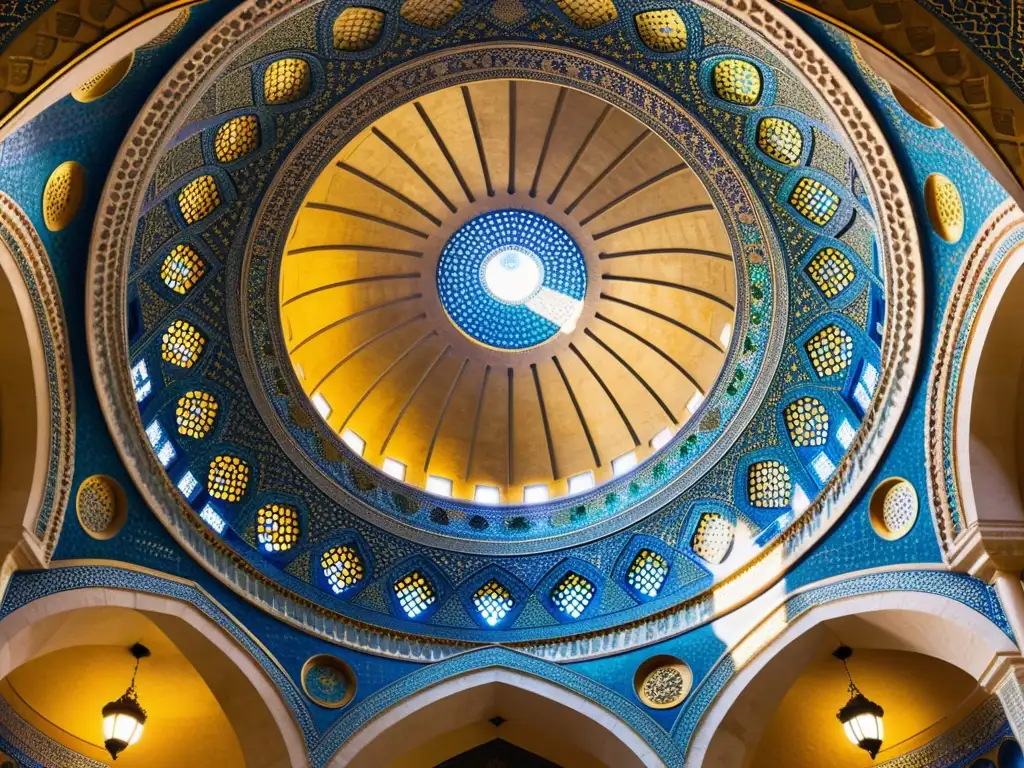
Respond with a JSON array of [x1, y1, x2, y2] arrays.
[[685, 583, 1020, 764], [0, 577, 308, 768], [0, 190, 73, 566], [927, 198, 1024, 576]]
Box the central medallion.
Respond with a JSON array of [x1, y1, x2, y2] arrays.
[[436, 209, 587, 350]]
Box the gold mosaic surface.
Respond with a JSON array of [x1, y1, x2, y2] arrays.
[[161, 244, 206, 295], [332, 7, 384, 51], [263, 58, 311, 104], [177, 175, 221, 225], [635, 10, 687, 52], [207, 455, 250, 502], [176, 391, 218, 439], [214, 115, 260, 163]]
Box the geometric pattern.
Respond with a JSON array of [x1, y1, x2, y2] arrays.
[[712, 59, 761, 105], [321, 545, 365, 594], [634, 10, 687, 52], [263, 58, 311, 104], [401, 0, 461, 28], [177, 175, 220, 224], [394, 571, 437, 618], [256, 503, 301, 553], [805, 324, 854, 378], [160, 244, 206, 295], [551, 571, 595, 619], [756, 117, 802, 165], [472, 579, 515, 626], [784, 396, 829, 447], [747, 460, 792, 508], [789, 177, 840, 226], [161, 319, 205, 368], [76, 475, 119, 536], [332, 7, 384, 51], [626, 549, 669, 597], [881, 480, 917, 535], [690, 512, 734, 564], [207, 455, 249, 502], [214, 115, 260, 163], [175, 390, 218, 438], [555, 0, 618, 29], [806, 247, 855, 298]]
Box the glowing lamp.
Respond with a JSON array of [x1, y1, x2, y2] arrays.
[[833, 645, 884, 759], [102, 643, 150, 760]]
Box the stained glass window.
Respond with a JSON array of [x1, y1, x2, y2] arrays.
[[161, 320, 205, 369], [207, 455, 249, 502], [175, 390, 218, 438], [691, 512, 734, 565], [789, 177, 840, 226], [806, 247, 855, 298], [805, 325, 853, 378], [784, 397, 829, 447], [473, 580, 515, 626], [394, 571, 436, 618], [257, 504, 300, 553], [321, 546, 365, 594], [551, 572, 595, 619], [627, 549, 669, 598], [161, 244, 206, 295]]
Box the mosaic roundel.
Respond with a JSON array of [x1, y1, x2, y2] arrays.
[[92, 0, 920, 651], [436, 209, 586, 350], [300, 655, 356, 709]]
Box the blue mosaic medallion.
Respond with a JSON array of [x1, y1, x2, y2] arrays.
[[301, 655, 353, 708], [436, 209, 587, 350]]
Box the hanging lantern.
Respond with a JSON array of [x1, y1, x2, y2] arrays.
[[102, 643, 150, 760], [833, 645, 884, 759]]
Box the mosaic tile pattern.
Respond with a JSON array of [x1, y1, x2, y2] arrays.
[[214, 115, 259, 163], [626, 549, 669, 597], [160, 244, 205, 295], [756, 116, 802, 165], [394, 571, 437, 618], [642, 666, 688, 707], [321, 545, 365, 594], [554, 0, 617, 29], [175, 390, 217, 438], [41, 161, 84, 231], [332, 7, 384, 51], [160, 320, 205, 368], [806, 247, 855, 298], [401, 0, 461, 28], [177, 175, 220, 224], [207, 455, 249, 502], [784, 396, 829, 447], [690, 512, 733, 565], [256, 503, 300, 552], [634, 10, 687, 52], [473, 579, 515, 626], [806, 324, 854, 378], [747, 461, 792, 508], [882, 481, 917, 535], [75, 476, 118, 536], [263, 58, 310, 104], [551, 572, 595, 618], [712, 59, 761, 105], [789, 177, 840, 226]]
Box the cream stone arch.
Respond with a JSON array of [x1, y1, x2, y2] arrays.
[[688, 587, 1021, 765], [0, 583, 308, 767], [0, 191, 73, 579], [330, 667, 663, 768]]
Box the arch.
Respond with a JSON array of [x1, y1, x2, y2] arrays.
[[330, 667, 663, 768], [688, 588, 1019, 765], [0, 585, 307, 767], [0, 191, 72, 569]]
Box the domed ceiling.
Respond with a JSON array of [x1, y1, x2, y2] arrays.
[[88, 0, 919, 654]]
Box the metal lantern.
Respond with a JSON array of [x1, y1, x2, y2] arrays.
[[102, 643, 150, 760], [833, 645, 884, 759]]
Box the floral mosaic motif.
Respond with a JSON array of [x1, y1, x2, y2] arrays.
[[690, 512, 733, 565], [805, 324, 854, 378], [177, 175, 220, 225], [214, 115, 260, 163], [257, 503, 300, 553], [806, 247, 855, 298], [712, 59, 761, 105], [882, 481, 917, 535], [554, 0, 617, 30], [175, 390, 218, 438], [789, 177, 840, 226], [626, 549, 669, 597], [784, 396, 829, 447], [321, 545, 365, 594], [756, 117, 802, 165], [401, 0, 461, 28], [332, 7, 384, 51], [551, 571, 595, 618], [161, 320, 205, 368], [394, 571, 436, 618], [263, 58, 310, 104], [303, 661, 348, 706], [472, 579, 515, 626], [643, 666, 687, 707], [76, 476, 118, 535], [207, 455, 249, 502], [160, 244, 206, 295], [634, 10, 687, 52], [747, 460, 792, 508]]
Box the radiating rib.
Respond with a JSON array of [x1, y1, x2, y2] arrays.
[[553, 355, 601, 467], [547, 104, 610, 205], [532, 363, 558, 480], [564, 130, 650, 215], [424, 358, 468, 472], [578, 163, 689, 226], [286, 244, 423, 258], [591, 204, 714, 240], [531, 87, 566, 198], [462, 86, 493, 197], [288, 294, 423, 355], [336, 162, 442, 226], [305, 202, 430, 239], [415, 102, 474, 204], [310, 312, 427, 393], [595, 312, 704, 394], [372, 127, 458, 213], [569, 342, 640, 446], [282, 273, 420, 308], [600, 293, 724, 352], [339, 330, 437, 430], [585, 328, 678, 424], [380, 345, 451, 454], [464, 365, 491, 480], [597, 246, 732, 262], [602, 275, 735, 311]]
